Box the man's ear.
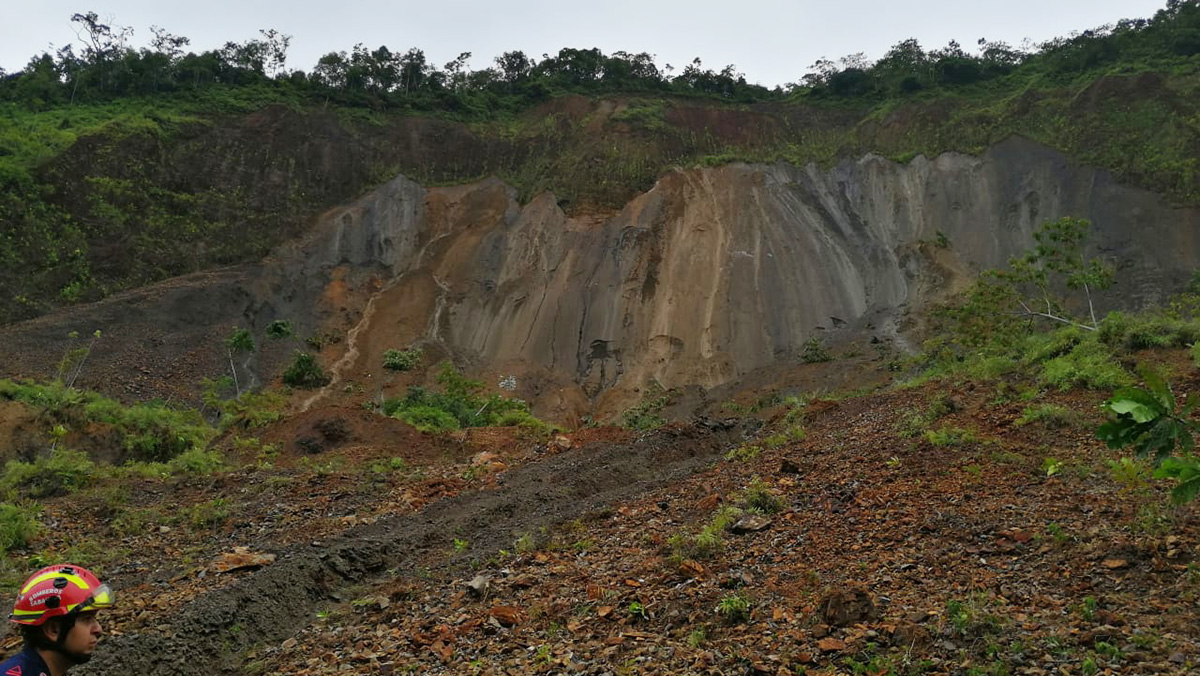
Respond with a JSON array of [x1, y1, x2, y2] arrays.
[[41, 620, 60, 642]]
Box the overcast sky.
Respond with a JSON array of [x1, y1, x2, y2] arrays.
[[0, 0, 1169, 88]]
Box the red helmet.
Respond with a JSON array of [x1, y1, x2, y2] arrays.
[[9, 564, 114, 626]]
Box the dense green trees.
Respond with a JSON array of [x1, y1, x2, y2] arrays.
[[3, 2, 1198, 111]]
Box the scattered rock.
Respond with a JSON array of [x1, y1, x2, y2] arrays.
[[729, 513, 773, 534], [551, 435, 573, 451], [906, 610, 930, 624], [471, 451, 500, 466], [818, 585, 877, 627], [209, 547, 276, 574], [1168, 652, 1186, 664], [465, 574, 490, 597], [890, 621, 932, 650]]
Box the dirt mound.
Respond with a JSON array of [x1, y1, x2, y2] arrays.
[[76, 420, 747, 676]]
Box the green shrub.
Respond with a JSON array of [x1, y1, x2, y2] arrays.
[[724, 444, 762, 462], [266, 320, 293, 339], [282, 351, 330, 389], [1021, 327, 1085, 364], [1099, 311, 1200, 351], [0, 379, 85, 416], [381, 362, 550, 433], [621, 389, 670, 430], [221, 389, 287, 428], [801, 337, 832, 363], [184, 498, 230, 530], [226, 328, 254, 352], [1015, 404, 1081, 429], [0, 502, 40, 553], [94, 400, 214, 463], [926, 426, 977, 447], [1039, 339, 1132, 391], [897, 393, 959, 438], [167, 448, 225, 475], [740, 478, 783, 514], [716, 593, 752, 623], [1192, 341, 1200, 368], [383, 346, 423, 371], [393, 405, 460, 433], [2, 448, 95, 498]]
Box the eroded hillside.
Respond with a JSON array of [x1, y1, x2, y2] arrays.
[[1, 134, 1196, 421]]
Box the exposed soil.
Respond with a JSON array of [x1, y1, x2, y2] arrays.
[[0, 353, 1196, 675]]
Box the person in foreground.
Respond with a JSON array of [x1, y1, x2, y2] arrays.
[[1, 564, 114, 676]]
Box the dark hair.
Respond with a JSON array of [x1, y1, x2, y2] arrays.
[[20, 616, 71, 650]]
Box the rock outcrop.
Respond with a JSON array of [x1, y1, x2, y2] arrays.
[[1, 137, 1196, 420]]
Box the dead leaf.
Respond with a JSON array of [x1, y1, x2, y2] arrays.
[[679, 559, 705, 579], [1102, 559, 1129, 570], [488, 606, 523, 627], [817, 637, 847, 652]]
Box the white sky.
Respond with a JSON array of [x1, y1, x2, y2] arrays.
[[0, 0, 1169, 88]]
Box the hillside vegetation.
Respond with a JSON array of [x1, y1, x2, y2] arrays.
[[1, 3, 1200, 324]]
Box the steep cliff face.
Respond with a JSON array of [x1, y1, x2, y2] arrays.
[[278, 136, 1196, 412], [1, 137, 1196, 420]]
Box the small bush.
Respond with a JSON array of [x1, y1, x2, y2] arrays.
[[801, 337, 832, 363], [962, 355, 1019, 380], [1039, 339, 1132, 391], [0, 502, 40, 553], [1015, 404, 1081, 429], [221, 389, 287, 429], [740, 478, 783, 514], [716, 593, 752, 623], [382, 362, 552, 433], [1099, 311, 1200, 351], [393, 405, 460, 433], [668, 507, 741, 562], [926, 426, 977, 447], [2, 448, 96, 498], [383, 346, 422, 371], [167, 448, 224, 475], [282, 351, 330, 389], [266, 320, 293, 339], [226, 328, 254, 352], [184, 499, 230, 530], [724, 443, 762, 462], [621, 389, 670, 430]]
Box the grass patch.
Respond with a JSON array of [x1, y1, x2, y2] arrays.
[[1015, 404, 1082, 429], [0, 502, 40, 553], [2, 448, 95, 498]]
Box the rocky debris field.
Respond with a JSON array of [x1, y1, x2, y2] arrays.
[[2, 362, 1198, 676]]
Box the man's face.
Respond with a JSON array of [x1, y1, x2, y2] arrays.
[[55, 611, 102, 662]]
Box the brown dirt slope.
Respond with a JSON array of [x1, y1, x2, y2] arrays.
[[2, 352, 1196, 675]]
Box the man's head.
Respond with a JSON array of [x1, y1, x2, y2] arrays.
[[9, 564, 113, 663], [20, 611, 102, 664]]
